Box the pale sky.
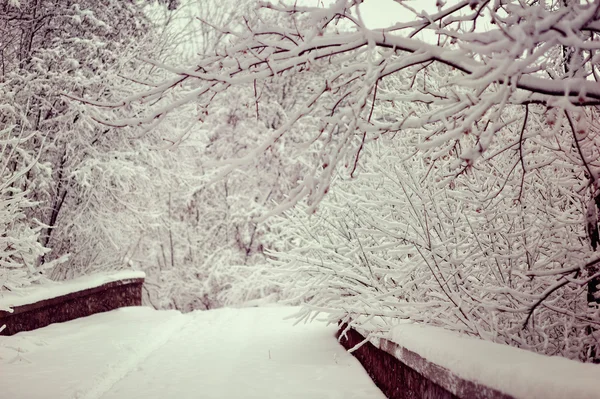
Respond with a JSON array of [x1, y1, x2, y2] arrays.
[[359, 0, 490, 42], [359, 0, 408, 29], [308, 0, 431, 29]]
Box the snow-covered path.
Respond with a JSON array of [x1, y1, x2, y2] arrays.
[[0, 306, 385, 399]]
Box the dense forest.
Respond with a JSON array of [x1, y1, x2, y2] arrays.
[[2, 0, 600, 363]]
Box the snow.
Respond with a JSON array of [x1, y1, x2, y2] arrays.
[[386, 322, 600, 399], [0, 306, 385, 399], [0, 271, 145, 310]]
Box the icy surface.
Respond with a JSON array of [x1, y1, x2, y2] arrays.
[[388, 322, 600, 399], [0, 306, 385, 399], [0, 271, 145, 309]]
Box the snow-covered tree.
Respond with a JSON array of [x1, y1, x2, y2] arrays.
[[0, 0, 183, 283], [94, 0, 600, 360], [99, 0, 600, 207], [139, 8, 325, 310], [0, 137, 53, 301]]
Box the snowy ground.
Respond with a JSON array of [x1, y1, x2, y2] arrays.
[[0, 306, 385, 399]]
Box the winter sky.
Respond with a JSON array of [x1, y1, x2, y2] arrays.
[[359, 0, 406, 28]]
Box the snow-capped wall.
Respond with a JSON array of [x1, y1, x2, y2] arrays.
[[0, 271, 145, 335], [338, 324, 600, 399]]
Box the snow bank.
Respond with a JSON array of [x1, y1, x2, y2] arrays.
[[0, 270, 145, 309], [386, 323, 600, 399]]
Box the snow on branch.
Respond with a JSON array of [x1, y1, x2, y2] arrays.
[[91, 0, 600, 212]]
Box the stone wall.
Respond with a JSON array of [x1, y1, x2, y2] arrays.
[[337, 325, 514, 399], [0, 277, 144, 336]]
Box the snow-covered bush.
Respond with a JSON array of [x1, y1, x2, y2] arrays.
[[263, 53, 600, 360], [274, 121, 600, 360]]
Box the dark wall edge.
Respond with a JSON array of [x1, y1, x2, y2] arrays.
[[0, 278, 144, 336], [337, 325, 515, 399]]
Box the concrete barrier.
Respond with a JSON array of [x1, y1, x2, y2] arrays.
[[0, 274, 144, 336], [337, 325, 514, 399]]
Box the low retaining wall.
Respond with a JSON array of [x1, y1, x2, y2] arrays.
[[0, 276, 144, 336], [337, 326, 513, 399]]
